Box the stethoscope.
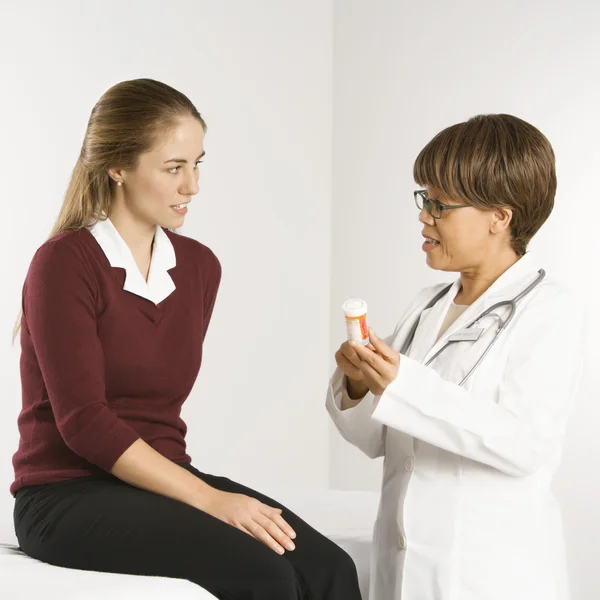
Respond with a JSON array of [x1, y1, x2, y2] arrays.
[[399, 269, 546, 387]]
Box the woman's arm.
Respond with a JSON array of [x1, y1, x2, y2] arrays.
[[111, 439, 217, 509], [200, 246, 222, 338], [25, 240, 141, 471]]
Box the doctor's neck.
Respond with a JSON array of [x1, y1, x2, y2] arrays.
[[455, 247, 520, 305]]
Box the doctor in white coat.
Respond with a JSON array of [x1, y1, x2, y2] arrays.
[[327, 114, 586, 600]]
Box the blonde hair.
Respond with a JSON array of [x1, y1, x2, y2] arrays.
[[413, 114, 556, 256], [13, 78, 206, 342]]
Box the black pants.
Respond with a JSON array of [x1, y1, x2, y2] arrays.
[[13, 464, 362, 599]]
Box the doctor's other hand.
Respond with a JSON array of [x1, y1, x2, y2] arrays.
[[350, 329, 400, 396], [205, 490, 296, 555], [335, 340, 372, 399]]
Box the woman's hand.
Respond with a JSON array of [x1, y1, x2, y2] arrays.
[[205, 490, 296, 555], [335, 339, 377, 399], [350, 329, 400, 396]]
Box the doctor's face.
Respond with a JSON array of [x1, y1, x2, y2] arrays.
[[419, 186, 500, 273]]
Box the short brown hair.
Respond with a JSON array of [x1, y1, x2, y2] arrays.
[[413, 114, 556, 256]]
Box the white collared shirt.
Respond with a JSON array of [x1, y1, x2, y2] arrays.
[[88, 217, 176, 305]]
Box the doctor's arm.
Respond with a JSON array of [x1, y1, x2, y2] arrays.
[[362, 294, 586, 476], [326, 368, 386, 459], [325, 288, 440, 459], [326, 333, 398, 459]]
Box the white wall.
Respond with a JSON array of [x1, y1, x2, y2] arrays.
[[329, 0, 600, 597], [2, 0, 598, 595], [0, 0, 333, 542]]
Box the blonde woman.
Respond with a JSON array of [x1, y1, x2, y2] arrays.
[[12, 78, 361, 600]]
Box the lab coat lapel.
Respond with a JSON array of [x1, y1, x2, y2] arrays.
[[408, 278, 460, 363], [484, 252, 542, 303], [420, 252, 541, 365]]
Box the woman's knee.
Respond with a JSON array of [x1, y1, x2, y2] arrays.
[[311, 539, 360, 592], [207, 550, 301, 599], [335, 544, 358, 574], [261, 557, 300, 597], [313, 534, 357, 571]]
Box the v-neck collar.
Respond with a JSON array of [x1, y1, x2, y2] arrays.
[[88, 217, 176, 305]]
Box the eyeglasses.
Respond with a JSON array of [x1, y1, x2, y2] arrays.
[[414, 189, 471, 219]]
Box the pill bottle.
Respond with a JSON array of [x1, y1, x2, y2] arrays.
[[342, 299, 370, 345]]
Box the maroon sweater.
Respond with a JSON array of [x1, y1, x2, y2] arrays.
[[10, 228, 221, 496]]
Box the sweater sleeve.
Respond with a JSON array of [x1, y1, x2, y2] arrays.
[[201, 248, 222, 338], [23, 240, 141, 472]]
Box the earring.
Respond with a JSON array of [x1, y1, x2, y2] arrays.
[[117, 181, 122, 187]]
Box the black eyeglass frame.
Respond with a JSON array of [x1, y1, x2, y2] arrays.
[[414, 189, 471, 219]]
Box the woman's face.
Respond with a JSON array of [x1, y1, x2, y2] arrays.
[[112, 115, 205, 230], [419, 186, 510, 273]]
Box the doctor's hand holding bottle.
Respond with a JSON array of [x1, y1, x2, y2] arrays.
[[334, 328, 400, 404]]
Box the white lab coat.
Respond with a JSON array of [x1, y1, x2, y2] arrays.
[[327, 253, 586, 600]]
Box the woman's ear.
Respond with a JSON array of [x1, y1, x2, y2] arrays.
[[107, 168, 126, 185], [490, 207, 513, 235]]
